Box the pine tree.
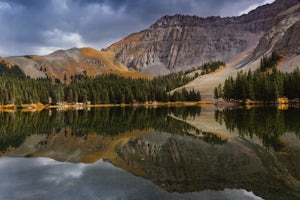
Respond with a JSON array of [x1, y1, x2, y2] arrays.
[[66, 89, 73, 103], [214, 87, 218, 99], [223, 76, 234, 100], [101, 89, 110, 104]]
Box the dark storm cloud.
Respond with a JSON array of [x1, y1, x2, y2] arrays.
[[0, 0, 274, 56]]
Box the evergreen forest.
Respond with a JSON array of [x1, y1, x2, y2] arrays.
[[0, 62, 201, 105], [215, 52, 300, 102]]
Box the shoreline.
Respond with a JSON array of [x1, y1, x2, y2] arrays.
[[0, 101, 214, 112], [215, 99, 300, 109], [0, 99, 299, 112]]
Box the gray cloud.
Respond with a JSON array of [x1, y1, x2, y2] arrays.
[[0, 157, 263, 200], [0, 0, 274, 56]]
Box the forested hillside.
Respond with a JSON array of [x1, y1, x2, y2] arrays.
[[0, 63, 201, 106], [0, 62, 25, 78], [215, 53, 300, 102]]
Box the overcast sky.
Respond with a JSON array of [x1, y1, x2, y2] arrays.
[[0, 0, 275, 57]]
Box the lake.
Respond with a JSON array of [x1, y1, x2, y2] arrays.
[[0, 106, 299, 200]]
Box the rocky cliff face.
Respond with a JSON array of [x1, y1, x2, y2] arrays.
[[275, 20, 300, 56], [109, 16, 259, 76], [108, 0, 300, 76], [249, 3, 300, 61]]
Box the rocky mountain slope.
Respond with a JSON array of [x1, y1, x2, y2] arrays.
[[173, 1, 300, 100], [105, 0, 300, 100], [2, 0, 299, 99], [249, 3, 300, 72], [108, 0, 300, 76], [5, 47, 148, 82]]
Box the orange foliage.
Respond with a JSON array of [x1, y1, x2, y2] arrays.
[[7, 46, 149, 83], [0, 58, 14, 68], [108, 31, 145, 53]]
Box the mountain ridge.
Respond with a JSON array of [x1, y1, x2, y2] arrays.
[[5, 47, 149, 82], [2, 0, 299, 98], [108, 0, 299, 76]]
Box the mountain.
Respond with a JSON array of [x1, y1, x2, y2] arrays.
[[106, 0, 300, 100], [5, 47, 148, 82], [175, 1, 300, 100], [249, 3, 300, 71], [3, 0, 299, 99], [108, 0, 300, 76]]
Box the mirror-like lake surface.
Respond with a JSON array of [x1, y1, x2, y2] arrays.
[[0, 107, 299, 200]]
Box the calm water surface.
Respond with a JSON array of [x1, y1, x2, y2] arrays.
[[0, 107, 299, 200]]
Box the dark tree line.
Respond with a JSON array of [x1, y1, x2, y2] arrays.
[[215, 52, 300, 102], [217, 68, 300, 102], [0, 63, 201, 105], [260, 52, 281, 72], [64, 74, 201, 104], [200, 60, 225, 75], [151, 71, 194, 91], [184, 60, 225, 76], [170, 88, 201, 102], [0, 62, 25, 78], [0, 77, 55, 105]]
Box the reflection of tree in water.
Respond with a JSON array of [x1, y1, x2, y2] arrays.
[[61, 107, 203, 136], [200, 131, 227, 145], [0, 106, 225, 151], [215, 107, 300, 150], [0, 111, 57, 152]]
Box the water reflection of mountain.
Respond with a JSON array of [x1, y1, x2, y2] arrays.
[[111, 130, 300, 200], [0, 107, 299, 200]]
